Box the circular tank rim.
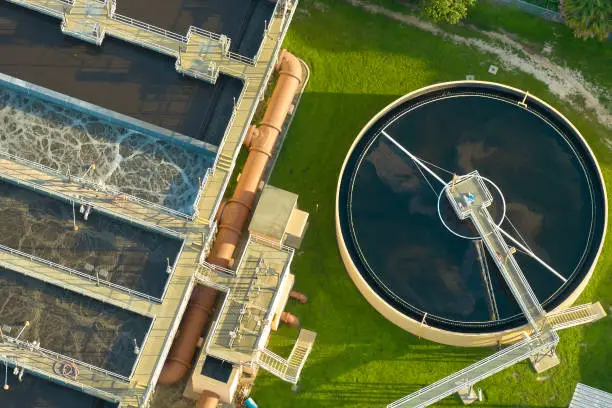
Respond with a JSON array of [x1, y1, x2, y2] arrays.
[[335, 80, 608, 347]]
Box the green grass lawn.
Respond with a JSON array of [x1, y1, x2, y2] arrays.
[[250, 0, 612, 406]]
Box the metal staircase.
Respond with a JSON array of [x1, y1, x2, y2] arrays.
[[547, 302, 606, 331], [215, 152, 234, 174], [257, 329, 316, 384], [386, 170, 606, 408]]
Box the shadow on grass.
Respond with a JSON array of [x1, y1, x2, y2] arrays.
[[257, 85, 611, 406], [577, 248, 612, 393]]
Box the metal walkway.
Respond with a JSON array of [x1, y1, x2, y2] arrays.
[[446, 172, 548, 330], [6, 0, 288, 83], [387, 331, 559, 408], [383, 167, 606, 408]]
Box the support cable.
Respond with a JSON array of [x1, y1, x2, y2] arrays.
[[498, 227, 567, 283], [412, 158, 438, 197], [381, 131, 448, 186], [504, 215, 532, 253]]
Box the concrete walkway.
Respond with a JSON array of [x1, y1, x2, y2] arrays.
[[0, 0, 296, 406]]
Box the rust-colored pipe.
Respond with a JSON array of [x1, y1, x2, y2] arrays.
[[197, 390, 220, 408], [289, 290, 308, 304], [280, 311, 300, 328], [208, 49, 303, 268], [158, 50, 303, 385], [158, 285, 217, 385]]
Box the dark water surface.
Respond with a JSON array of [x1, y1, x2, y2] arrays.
[[339, 88, 606, 332], [0, 267, 151, 377], [0, 1, 243, 146], [1, 366, 117, 408], [0, 181, 182, 298], [117, 0, 275, 58]]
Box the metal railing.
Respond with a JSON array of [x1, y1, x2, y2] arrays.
[[61, 20, 105, 46], [194, 270, 231, 293], [201, 274, 232, 354], [0, 241, 162, 305], [205, 219, 218, 249], [112, 14, 187, 43], [228, 51, 256, 66], [257, 348, 298, 383], [199, 260, 236, 278], [177, 64, 219, 84], [187, 26, 223, 42], [6, 0, 65, 18], [388, 331, 559, 408], [251, 233, 295, 254], [250, 234, 294, 350], [0, 354, 120, 403], [474, 208, 546, 329], [211, 78, 250, 174], [492, 0, 564, 22], [159, 238, 187, 301], [191, 167, 212, 220], [141, 276, 196, 408], [0, 150, 193, 223], [1, 333, 131, 382], [547, 303, 603, 331], [0, 166, 183, 241], [111, 31, 177, 56]]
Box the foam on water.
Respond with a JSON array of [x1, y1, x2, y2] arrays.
[[0, 88, 213, 214]]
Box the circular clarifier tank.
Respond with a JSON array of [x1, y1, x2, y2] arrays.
[[336, 81, 607, 346]]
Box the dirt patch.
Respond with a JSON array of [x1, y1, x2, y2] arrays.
[[345, 0, 612, 130]]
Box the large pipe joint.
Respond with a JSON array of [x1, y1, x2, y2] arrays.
[[280, 311, 300, 328], [198, 391, 220, 408], [243, 125, 259, 150], [276, 50, 303, 84], [215, 199, 227, 223]]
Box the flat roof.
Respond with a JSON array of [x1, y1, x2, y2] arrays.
[[249, 185, 297, 241], [570, 383, 612, 408], [116, 0, 275, 58], [205, 237, 292, 364], [0, 1, 243, 146]]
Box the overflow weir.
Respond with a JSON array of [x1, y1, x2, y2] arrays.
[[0, 0, 316, 407]]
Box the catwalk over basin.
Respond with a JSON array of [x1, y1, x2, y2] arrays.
[[336, 81, 607, 346]]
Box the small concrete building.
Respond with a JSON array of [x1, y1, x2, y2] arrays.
[[249, 185, 309, 249]]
